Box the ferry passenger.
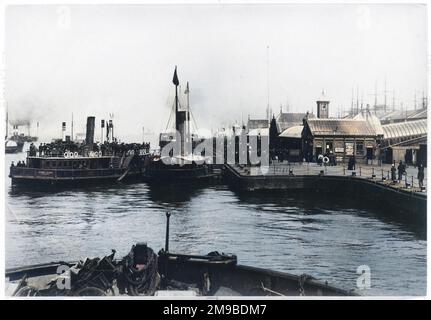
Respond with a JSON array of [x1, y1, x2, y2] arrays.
[[347, 156, 355, 170], [29, 143, 37, 156], [317, 154, 323, 166]]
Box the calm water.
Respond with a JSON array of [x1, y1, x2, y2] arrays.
[[4, 152, 427, 296]]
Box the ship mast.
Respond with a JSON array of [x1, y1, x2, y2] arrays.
[[5, 103, 8, 139], [185, 82, 191, 156], [173, 66, 184, 157]]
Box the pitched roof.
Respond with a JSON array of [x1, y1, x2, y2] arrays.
[[382, 119, 427, 140], [306, 119, 377, 137], [248, 128, 269, 136], [353, 110, 384, 136], [279, 125, 304, 139], [277, 112, 315, 123], [379, 108, 427, 123], [276, 112, 315, 131], [247, 119, 268, 130]]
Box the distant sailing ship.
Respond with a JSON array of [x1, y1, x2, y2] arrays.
[[143, 67, 214, 182]]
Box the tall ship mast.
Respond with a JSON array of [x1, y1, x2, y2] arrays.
[[143, 67, 214, 182]]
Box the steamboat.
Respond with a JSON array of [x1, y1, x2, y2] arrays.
[[4, 109, 37, 154], [9, 116, 150, 186], [5, 139, 24, 154]]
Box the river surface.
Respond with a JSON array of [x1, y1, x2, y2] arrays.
[[4, 151, 427, 296]]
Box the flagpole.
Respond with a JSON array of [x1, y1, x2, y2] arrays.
[[186, 82, 190, 156], [71, 113, 74, 141], [173, 66, 182, 157]]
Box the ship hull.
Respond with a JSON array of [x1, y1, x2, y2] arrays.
[[9, 168, 143, 187], [6, 252, 354, 296], [142, 162, 216, 183]]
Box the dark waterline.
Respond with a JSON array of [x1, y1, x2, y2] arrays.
[[4, 152, 427, 296]]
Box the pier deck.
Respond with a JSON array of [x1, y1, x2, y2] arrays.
[[231, 162, 427, 195], [224, 163, 426, 221]]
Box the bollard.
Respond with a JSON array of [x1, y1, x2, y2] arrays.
[[165, 212, 171, 252]]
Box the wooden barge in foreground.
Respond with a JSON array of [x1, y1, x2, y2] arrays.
[[5, 213, 355, 297]]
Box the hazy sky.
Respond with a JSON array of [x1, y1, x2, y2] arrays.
[[5, 4, 428, 144]]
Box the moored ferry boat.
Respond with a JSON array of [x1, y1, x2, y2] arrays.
[[9, 116, 150, 186], [9, 151, 147, 186]]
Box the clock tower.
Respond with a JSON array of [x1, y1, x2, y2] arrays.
[[316, 91, 330, 118]]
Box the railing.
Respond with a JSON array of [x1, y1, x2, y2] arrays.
[[10, 167, 124, 179], [28, 148, 150, 158], [236, 162, 426, 191]]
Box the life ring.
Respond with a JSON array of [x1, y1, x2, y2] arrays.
[[74, 152, 79, 157], [323, 156, 330, 164], [64, 152, 69, 158]]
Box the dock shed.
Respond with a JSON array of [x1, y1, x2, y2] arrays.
[[302, 119, 380, 164]]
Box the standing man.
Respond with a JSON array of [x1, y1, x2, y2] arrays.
[[398, 160, 405, 181], [418, 163, 425, 188], [391, 164, 397, 181]]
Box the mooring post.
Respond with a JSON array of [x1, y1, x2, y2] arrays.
[[165, 212, 171, 252]]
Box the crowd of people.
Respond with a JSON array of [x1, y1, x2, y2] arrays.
[[30, 141, 151, 158], [389, 160, 425, 188], [316, 152, 338, 166]]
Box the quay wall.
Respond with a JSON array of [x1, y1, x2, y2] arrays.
[[224, 165, 426, 223]]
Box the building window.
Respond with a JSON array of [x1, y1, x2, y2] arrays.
[[325, 141, 333, 153], [345, 142, 354, 155], [356, 142, 364, 155]]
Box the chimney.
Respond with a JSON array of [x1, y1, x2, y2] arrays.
[[85, 116, 95, 145]]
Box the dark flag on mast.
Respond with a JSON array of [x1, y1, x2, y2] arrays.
[[173, 67, 179, 86]]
